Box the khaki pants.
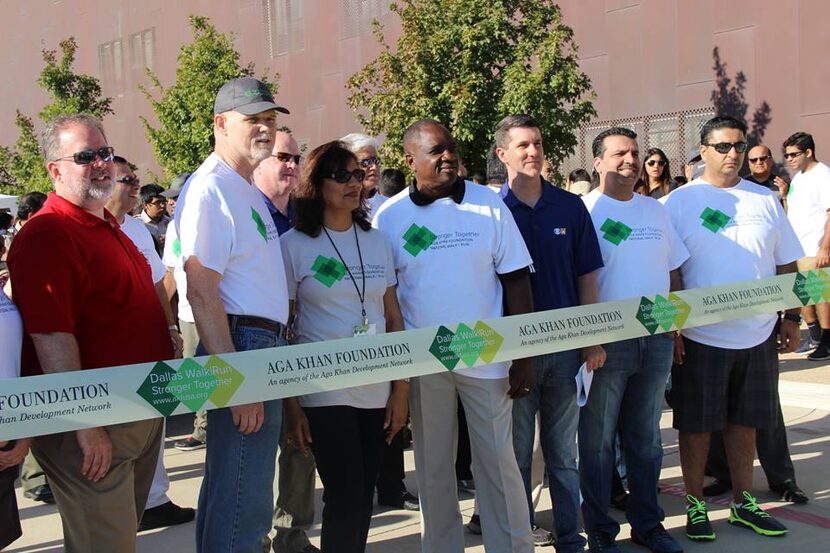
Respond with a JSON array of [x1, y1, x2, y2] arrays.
[[32, 419, 163, 553]]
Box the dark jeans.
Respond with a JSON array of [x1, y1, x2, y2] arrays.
[[305, 406, 386, 553], [376, 428, 407, 499], [706, 396, 796, 486]]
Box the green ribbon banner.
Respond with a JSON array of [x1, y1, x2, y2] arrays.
[[0, 271, 822, 440]]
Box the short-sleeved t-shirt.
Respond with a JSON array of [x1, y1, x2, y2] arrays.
[[8, 193, 172, 375], [121, 214, 166, 284], [500, 180, 603, 311], [162, 223, 193, 323], [175, 153, 289, 324], [786, 162, 830, 257], [0, 289, 22, 379], [663, 179, 803, 349], [281, 225, 396, 408], [582, 189, 689, 302], [373, 180, 532, 379]]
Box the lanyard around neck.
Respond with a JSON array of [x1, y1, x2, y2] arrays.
[[322, 224, 367, 324]]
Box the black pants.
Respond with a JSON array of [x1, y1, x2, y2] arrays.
[[455, 398, 473, 481], [376, 428, 406, 499], [305, 406, 385, 553], [706, 397, 795, 486], [0, 466, 22, 550]]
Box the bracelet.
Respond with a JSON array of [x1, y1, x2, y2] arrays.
[[783, 313, 802, 324]]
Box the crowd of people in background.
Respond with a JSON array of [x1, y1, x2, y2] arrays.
[[0, 74, 826, 553]]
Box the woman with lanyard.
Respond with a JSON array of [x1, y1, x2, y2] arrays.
[[0, 272, 25, 550], [281, 141, 408, 553]]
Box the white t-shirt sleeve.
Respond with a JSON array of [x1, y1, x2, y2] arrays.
[[280, 233, 299, 301], [148, 248, 166, 284], [773, 198, 805, 265], [162, 225, 178, 270], [663, 208, 690, 270], [179, 183, 233, 275], [382, 232, 397, 287], [493, 203, 532, 275]]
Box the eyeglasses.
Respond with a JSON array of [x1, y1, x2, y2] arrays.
[[703, 142, 748, 154], [52, 146, 115, 165], [783, 150, 804, 160], [329, 169, 366, 184], [646, 159, 667, 167], [358, 156, 381, 169], [147, 199, 168, 207], [116, 175, 139, 185], [273, 152, 301, 164], [748, 155, 771, 164]]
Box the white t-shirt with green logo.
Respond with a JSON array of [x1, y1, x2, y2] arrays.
[[176, 153, 289, 324], [373, 183, 532, 379], [662, 179, 803, 349], [787, 161, 830, 257], [0, 289, 22, 379], [281, 225, 396, 408], [162, 223, 194, 323], [120, 214, 165, 284], [582, 189, 689, 302]]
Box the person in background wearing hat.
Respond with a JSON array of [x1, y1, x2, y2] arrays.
[[163, 172, 190, 218], [175, 77, 292, 553]]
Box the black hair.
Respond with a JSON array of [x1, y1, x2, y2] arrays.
[[17, 191, 47, 221], [379, 168, 407, 197], [0, 211, 12, 230], [140, 183, 165, 205], [783, 132, 816, 156], [699, 115, 747, 144], [592, 127, 638, 158], [486, 143, 507, 184], [568, 168, 590, 183]]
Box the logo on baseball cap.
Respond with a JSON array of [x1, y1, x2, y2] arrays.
[[213, 77, 290, 116]]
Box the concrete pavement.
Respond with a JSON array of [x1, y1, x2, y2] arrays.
[[8, 351, 830, 552]]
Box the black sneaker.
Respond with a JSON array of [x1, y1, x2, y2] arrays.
[[23, 484, 55, 504], [587, 531, 621, 553], [173, 436, 206, 451], [138, 501, 195, 532], [466, 514, 481, 535], [728, 491, 788, 536], [807, 343, 830, 361], [631, 524, 683, 553], [531, 524, 554, 546], [378, 490, 420, 511], [685, 494, 716, 541], [702, 478, 732, 497], [769, 480, 809, 504]]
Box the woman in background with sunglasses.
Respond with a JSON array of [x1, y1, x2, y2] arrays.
[[641, 147, 677, 199], [280, 141, 408, 553], [340, 133, 386, 219]]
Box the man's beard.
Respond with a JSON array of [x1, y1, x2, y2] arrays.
[[67, 171, 113, 202]]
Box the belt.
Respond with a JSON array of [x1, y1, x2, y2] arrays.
[[227, 314, 287, 337]]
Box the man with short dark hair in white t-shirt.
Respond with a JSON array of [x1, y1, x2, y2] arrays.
[[176, 77, 292, 552], [783, 132, 830, 360], [664, 115, 803, 543], [580, 127, 688, 553], [373, 119, 535, 553]]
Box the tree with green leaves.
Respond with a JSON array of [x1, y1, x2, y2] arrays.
[[0, 37, 112, 194], [141, 15, 280, 182], [347, 0, 595, 173]]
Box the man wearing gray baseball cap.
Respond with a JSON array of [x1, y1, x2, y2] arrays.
[[175, 76, 292, 553]]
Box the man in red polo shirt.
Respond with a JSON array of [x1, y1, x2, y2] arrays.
[[8, 113, 173, 553]]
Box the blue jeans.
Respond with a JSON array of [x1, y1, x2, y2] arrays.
[[578, 334, 674, 538], [512, 349, 585, 553], [195, 325, 287, 553]]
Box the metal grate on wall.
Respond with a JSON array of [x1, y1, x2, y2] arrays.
[[561, 107, 715, 180], [341, 0, 391, 39], [263, 0, 304, 57]]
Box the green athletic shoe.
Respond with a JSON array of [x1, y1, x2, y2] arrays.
[[728, 491, 788, 537], [685, 494, 716, 541]]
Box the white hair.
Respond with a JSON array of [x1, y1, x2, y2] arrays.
[[339, 133, 381, 153]]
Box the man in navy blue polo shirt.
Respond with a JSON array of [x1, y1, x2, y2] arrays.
[[496, 114, 605, 552]]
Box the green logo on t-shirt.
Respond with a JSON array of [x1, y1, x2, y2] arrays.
[[403, 224, 437, 256], [251, 207, 268, 241], [172, 238, 181, 257], [311, 255, 347, 287], [600, 218, 632, 245], [700, 207, 730, 233]]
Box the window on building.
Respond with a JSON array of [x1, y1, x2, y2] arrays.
[[130, 28, 156, 75], [263, 0, 303, 57], [98, 39, 124, 95], [342, 0, 389, 38]]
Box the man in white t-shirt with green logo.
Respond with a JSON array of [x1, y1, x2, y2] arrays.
[[663, 115, 803, 543], [373, 119, 535, 553], [176, 77, 292, 553], [580, 127, 688, 553], [783, 131, 830, 360]]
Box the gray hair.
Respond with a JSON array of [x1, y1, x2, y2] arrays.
[[339, 133, 381, 153], [40, 113, 107, 166]]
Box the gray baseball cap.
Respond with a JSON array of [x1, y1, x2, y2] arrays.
[[162, 172, 191, 199], [213, 77, 289, 116]]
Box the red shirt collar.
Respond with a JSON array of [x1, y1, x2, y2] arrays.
[[40, 192, 120, 229]]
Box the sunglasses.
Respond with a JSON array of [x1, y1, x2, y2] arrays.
[[646, 159, 667, 167], [329, 169, 366, 184], [358, 156, 381, 169], [116, 175, 139, 185], [53, 146, 115, 165], [783, 150, 804, 160], [703, 141, 748, 154], [748, 155, 771, 164], [273, 152, 301, 164]]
